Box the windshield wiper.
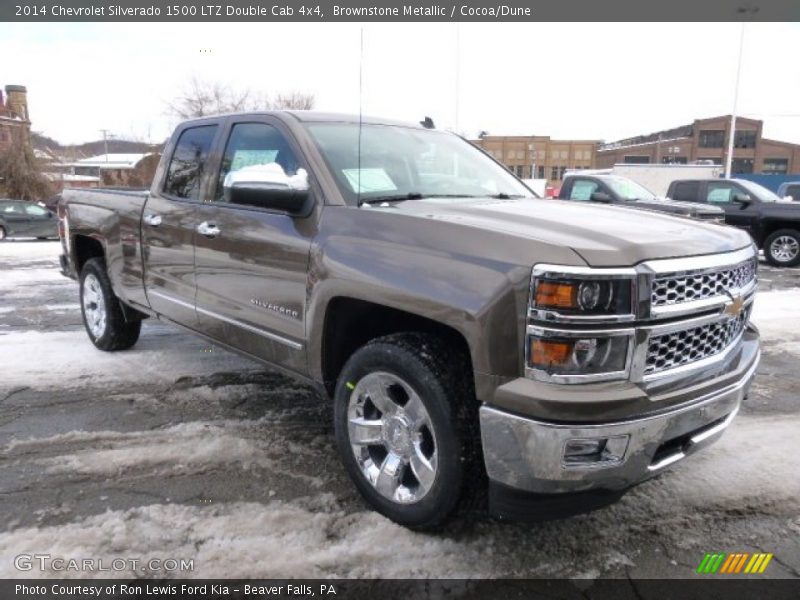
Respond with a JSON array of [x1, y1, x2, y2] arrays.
[[359, 192, 425, 206], [360, 193, 486, 206], [489, 193, 526, 199]]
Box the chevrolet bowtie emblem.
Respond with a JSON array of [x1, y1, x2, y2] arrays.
[[723, 293, 745, 318]]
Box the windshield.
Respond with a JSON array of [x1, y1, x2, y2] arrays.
[[736, 179, 781, 202], [604, 177, 656, 202], [304, 122, 536, 205]]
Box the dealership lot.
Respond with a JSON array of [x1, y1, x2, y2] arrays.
[[0, 240, 798, 579]]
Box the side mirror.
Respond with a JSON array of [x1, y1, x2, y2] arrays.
[[224, 164, 312, 217], [590, 190, 613, 203], [732, 193, 752, 206]]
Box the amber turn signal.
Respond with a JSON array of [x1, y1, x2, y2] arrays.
[[530, 338, 573, 367], [534, 281, 577, 309]]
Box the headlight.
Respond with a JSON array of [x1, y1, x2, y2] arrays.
[[527, 265, 637, 383], [527, 331, 631, 378], [531, 269, 635, 319]]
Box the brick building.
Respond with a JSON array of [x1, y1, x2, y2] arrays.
[[0, 84, 30, 151], [472, 135, 599, 185], [597, 115, 800, 175]]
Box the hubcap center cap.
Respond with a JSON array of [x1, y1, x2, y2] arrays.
[[384, 416, 413, 455]]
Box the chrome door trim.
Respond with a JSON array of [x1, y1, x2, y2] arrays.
[[149, 290, 303, 350]]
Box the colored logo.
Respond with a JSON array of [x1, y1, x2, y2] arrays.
[[723, 293, 745, 318], [696, 552, 773, 574]]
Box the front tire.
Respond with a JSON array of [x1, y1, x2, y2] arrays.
[[79, 258, 141, 351], [333, 333, 482, 530], [764, 229, 800, 267]]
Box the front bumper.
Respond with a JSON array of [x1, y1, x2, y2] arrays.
[[480, 338, 759, 496]]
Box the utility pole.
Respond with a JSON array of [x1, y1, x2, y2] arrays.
[[100, 129, 110, 162], [725, 24, 746, 179]]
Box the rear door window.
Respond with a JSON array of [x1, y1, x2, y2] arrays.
[[163, 125, 219, 200], [671, 181, 700, 202], [786, 185, 800, 201]]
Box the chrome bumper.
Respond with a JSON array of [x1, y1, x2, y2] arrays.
[[480, 348, 759, 494]]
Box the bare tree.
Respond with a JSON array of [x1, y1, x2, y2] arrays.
[[166, 78, 315, 119], [271, 91, 315, 110], [0, 132, 53, 201]]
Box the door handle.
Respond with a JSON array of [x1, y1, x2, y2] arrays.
[[143, 213, 162, 227], [196, 221, 221, 238]]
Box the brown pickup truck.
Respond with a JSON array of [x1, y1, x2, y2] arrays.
[[59, 112, 761, 529]]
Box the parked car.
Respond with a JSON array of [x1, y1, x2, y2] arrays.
[[667, 178, 800, 266], [59, 112, 760, 529], [777, 181, 800, 202], [0, 199, 58, 241], [558, 173, 725, 221]]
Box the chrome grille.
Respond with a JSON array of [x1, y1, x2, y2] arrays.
[[651, 258, 757, 307], [644, 309, 750, 375]]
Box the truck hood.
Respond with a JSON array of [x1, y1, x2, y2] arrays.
[[648, 197, 724, 217], [393, 197, 751, 267]]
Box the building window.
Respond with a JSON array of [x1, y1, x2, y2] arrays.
[[699, 130, 725, 148], [661, 156, 688, 164], [731, 158, 754, 174], [551, 166, 559, 180], [734, 130, 757, 149], [623, 155, 650, 164], [537, 166, 545, 179], [763, 158, 788, 174]]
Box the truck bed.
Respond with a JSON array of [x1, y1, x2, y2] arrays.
[[61, 187, 151, 309]]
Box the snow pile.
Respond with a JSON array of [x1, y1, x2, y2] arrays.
[[7, 419, 325, 487], [0, 498, 492, 579]]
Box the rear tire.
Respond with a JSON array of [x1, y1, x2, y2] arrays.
[[764, 229, 800, 267], [79, 257, 141, 351], [333, 332, 483, 530]]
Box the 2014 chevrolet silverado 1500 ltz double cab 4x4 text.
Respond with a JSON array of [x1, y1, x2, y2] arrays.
[[58, 112, 760, 529]]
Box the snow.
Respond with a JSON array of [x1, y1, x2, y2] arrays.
[[0, 240, 62, 260], [7, 419, 325, 487], [1, 240, 799, 579], [0, 497, 494, 579], [750, 288, 800, 339], [0, 329, 259, 389]]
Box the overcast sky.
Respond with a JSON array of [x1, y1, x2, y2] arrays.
[[2, 22, 799, 146]]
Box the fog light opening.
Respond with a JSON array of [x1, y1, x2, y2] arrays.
[[563, 435, 629, 467]]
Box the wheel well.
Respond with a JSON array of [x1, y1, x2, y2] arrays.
[[321, 297, 473, 395], [73, 235, 105, 274], [762, 223, 800, 243]]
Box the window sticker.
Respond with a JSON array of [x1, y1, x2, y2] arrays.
[[342, 168, 398, 193], [231, 150, 279, 172]]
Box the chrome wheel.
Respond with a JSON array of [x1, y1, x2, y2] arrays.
[[347, 371, 438, 504], [82, 273, 107, 339], [770, 235, 800, 263]]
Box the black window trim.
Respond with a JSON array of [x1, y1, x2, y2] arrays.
[[159, 120, 224, 205]]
